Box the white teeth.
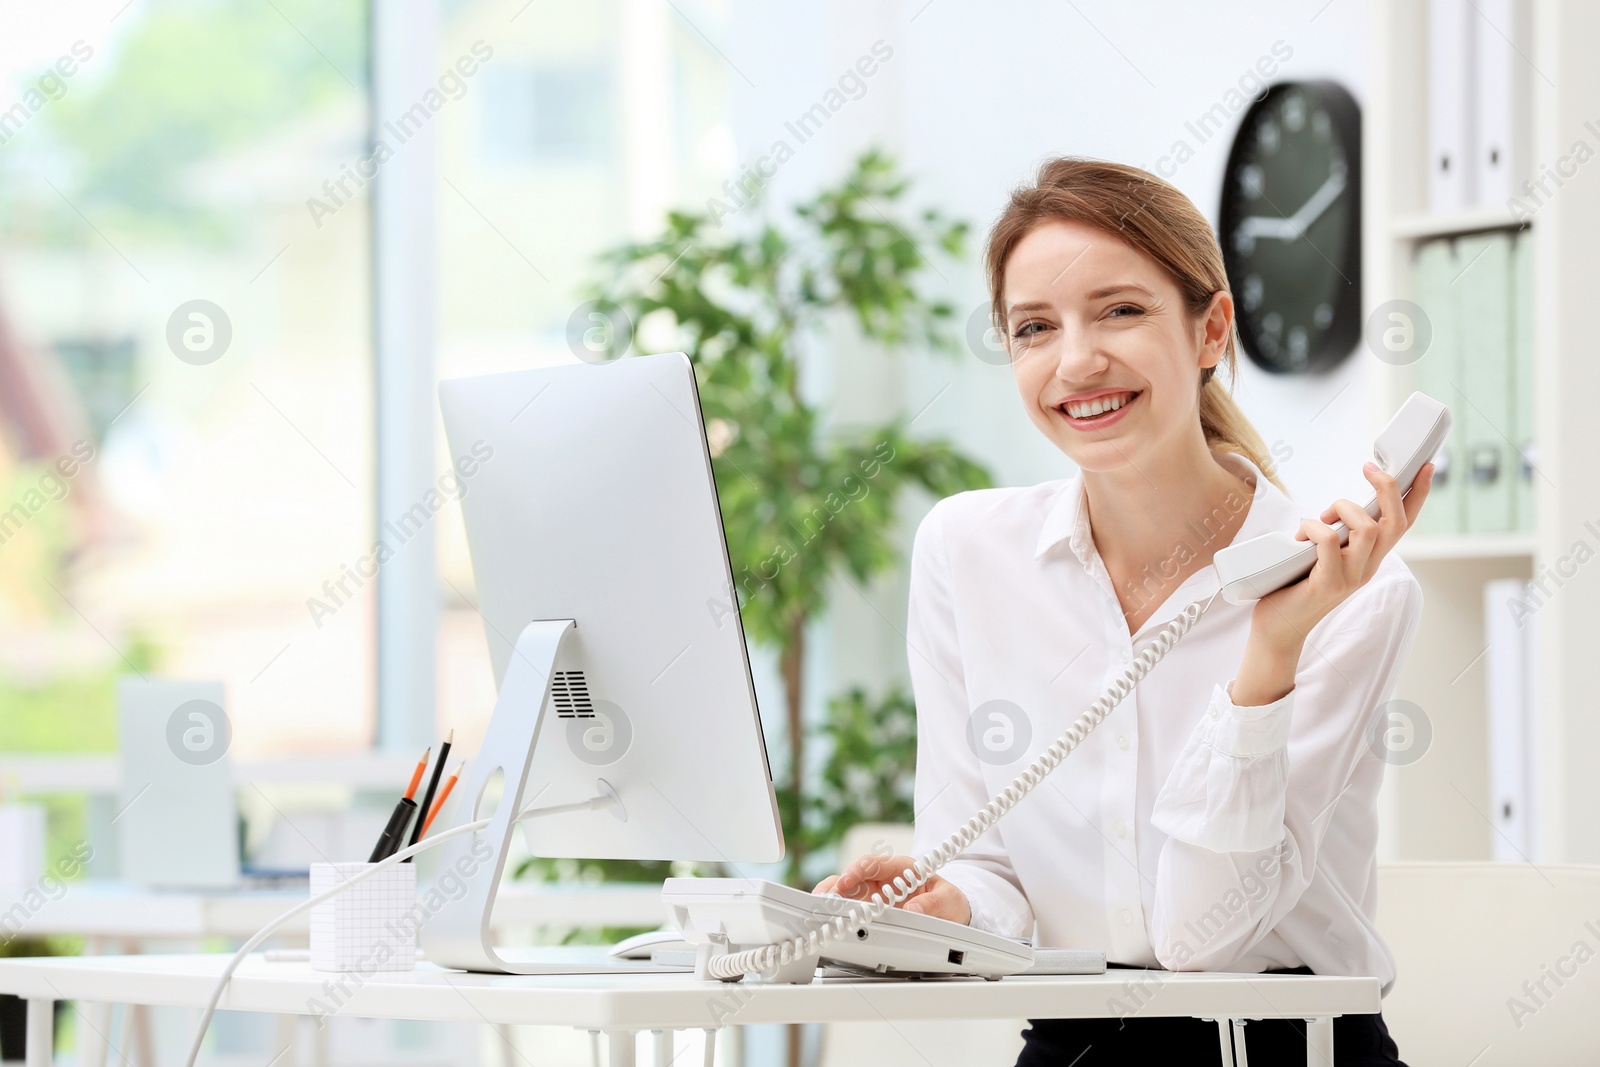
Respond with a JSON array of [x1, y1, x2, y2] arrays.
[[1064, 392, 1135, 419]]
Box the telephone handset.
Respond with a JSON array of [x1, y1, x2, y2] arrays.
[[1214, 392, 1452, 604], [670, 392, 1454, 984]]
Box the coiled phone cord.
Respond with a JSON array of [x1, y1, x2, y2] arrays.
[[705, 594, 1216, 981]]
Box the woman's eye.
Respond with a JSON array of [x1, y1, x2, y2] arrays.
[[1013, 321, 1048, 339], [1107, 304, 1144, 318]]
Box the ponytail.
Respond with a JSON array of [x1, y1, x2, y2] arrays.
[[1200, 366, 1286, 493]]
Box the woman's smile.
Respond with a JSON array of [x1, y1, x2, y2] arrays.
[[1053, 388, 1143, 431]]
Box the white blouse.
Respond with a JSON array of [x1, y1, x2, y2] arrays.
[[908, 450, 1422, 996]]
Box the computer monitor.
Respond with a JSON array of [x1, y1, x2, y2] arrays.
[[422, 351, 783, 973]]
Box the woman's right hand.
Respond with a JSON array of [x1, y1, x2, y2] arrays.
[[813, 853, 972, 925]]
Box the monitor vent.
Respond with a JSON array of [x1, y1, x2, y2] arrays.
[[551, 670, 595, 719]]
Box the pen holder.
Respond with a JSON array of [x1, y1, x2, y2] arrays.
[[309, 862, 418, 972], [0, 804, 46, 892]]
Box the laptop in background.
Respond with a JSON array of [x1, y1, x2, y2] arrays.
[[116, 678, 240, 889]]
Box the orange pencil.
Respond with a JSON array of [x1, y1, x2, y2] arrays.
[[404, 747, 430, 800], [419, 761, 464, 841]]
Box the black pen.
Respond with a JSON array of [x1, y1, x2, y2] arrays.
[[368, 747, 428, 862], [404, 730, 452, 862]]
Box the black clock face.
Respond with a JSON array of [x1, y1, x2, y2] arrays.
[[1219, 81, 1361, 374]]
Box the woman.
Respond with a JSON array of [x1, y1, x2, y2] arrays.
[[815, 158, 1431, 1065]]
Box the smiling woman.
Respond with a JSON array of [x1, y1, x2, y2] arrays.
[[817, 158, 1431, 1067]]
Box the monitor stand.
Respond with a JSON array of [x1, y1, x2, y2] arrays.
[[419, 619, 658, 975]]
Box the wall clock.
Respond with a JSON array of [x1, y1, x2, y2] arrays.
[[1219, 80, 1361, 374]]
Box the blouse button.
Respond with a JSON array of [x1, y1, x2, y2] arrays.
[[1209, 708, 1221, 722], [1120, 909, 1134, 926], [1114, 820, 1127, 838], [1116, 733, 1130, 750], [1120, 650, 1130, 665]]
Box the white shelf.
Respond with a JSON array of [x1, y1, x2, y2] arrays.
[[1399, 533, 1537, 562], [1369, 0, 1600, 866], [1391, 209, 1530, 240]]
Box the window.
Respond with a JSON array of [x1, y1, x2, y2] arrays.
[[433, 0, 736, 750], [0, 2, 375, 759], [479, 63, 614, 165]]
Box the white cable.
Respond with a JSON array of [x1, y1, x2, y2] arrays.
[[182, 818, 490, 1067], [182, 785, 631, 1067], [706, 596, 1215, 981], [182, 785, 628, 1067]]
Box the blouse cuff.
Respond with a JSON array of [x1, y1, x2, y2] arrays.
[[1213, 679, 1295, 756], [936, 864, 1034, 940], [1149, 682, 1293, 854]]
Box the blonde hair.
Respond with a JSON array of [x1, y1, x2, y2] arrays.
[[984, 156, 1285, 492]]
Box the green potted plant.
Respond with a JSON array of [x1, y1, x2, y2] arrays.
[[579, 148, 989, 889]]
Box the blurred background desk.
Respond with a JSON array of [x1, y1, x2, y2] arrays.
[[1, 881, 666, 1067]]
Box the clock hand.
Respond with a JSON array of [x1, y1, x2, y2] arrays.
[[1288, 166, 1347, 233], [1236, 167, 1347, 243], [1237, 215, 1299, 240]]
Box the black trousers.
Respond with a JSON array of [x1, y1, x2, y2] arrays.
[[1015, 967, 1408, 1067]]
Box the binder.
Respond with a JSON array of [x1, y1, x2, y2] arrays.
[[1484, 578, 1536, 860], [1411, 238, 1462, 536], [1455, 232, 1515, 533], [1429, 0, 1476, 213], [1510, 230, 1536, 530], [1471, 0, 1522, 208]]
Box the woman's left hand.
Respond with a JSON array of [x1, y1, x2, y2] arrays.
[[1250, 461, 1435, 650]]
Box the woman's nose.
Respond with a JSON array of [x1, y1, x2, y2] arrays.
[[1053, 322, 1106, 381]]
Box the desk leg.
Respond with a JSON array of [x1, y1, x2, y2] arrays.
[[120, 940, 154, 1067], [1211, 1018, 1235, 1067], [651, 1029, 674, 1065], [77, 1002, 112, 1067], [77, 936, 110, 1067], [273, 1012, 299, 1067], [1305, 1017, 1335, 1063], [129, 1002, 155, 1067], [1230, 1019, 1249, 1067], [25, 998, 53, 1067], [606, 1029, 636, 1067]]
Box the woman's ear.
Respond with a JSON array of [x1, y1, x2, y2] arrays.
[[1197, 290, 1233, 371]]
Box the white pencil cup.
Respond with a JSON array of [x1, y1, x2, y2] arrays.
[[0, 804, 46, 893], [309, 862, 418, 972]]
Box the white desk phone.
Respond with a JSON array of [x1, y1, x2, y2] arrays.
[[662, 390, 1453, 984], [182, 388, 1450, 1067]]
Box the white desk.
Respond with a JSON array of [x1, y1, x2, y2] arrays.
[[0, 882, 665, 1067], [0, 881, 668, 940], [0, 952, 1381, 1067]]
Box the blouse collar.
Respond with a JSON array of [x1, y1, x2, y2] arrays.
[[1034, 449, 1297, 569]]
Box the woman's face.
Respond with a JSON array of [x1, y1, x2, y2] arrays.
[[1001, 218, 1230, 475]]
